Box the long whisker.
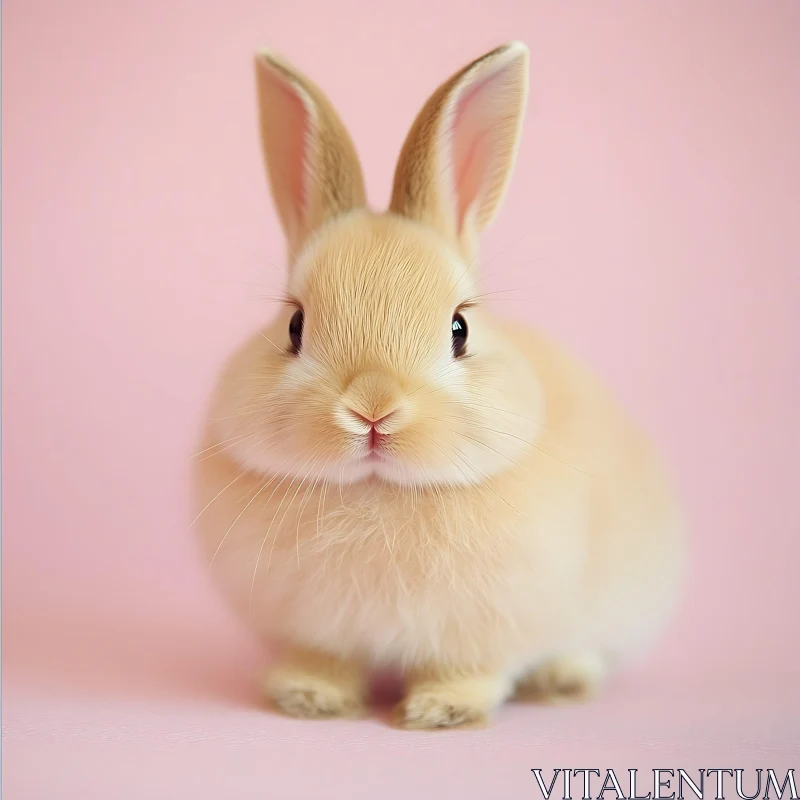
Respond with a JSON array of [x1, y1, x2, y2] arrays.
[[208, 407, 262, 423], [448, 233, 530, 301], [197, 431, 281, 463], [253, 457, 326, 609], [208, 476, 275, 567], [207, 447, 307, 567], [455, 430, 527, 472], [431, 413, 584, 474], [442, 399, 543, 425], [315, 471, 331, 545], [294, 453, 333, 565], [259, 331, 288, 355], [188, 429, 287, 533], [408, 362, 461, 397], [247, 443, 328, 612], [470, 422, 586, 474], [185, 470, 246, 533], [426, 437, 476, 487], [190, 431, 260, 459], [449, 442, 530, 519]]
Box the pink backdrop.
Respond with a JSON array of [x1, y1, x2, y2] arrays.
[[3, 1, 799, 797]]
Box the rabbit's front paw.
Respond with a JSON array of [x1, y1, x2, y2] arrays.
[[263, 646, 365, 720], [395, 671, 511, 730], [514, 652, 606, 704]]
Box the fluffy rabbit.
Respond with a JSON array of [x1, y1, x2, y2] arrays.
[[192, 42, 683, 729]]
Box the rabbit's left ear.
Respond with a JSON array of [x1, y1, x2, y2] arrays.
[[389, 42, 529, 262], [254, 50, 366, 264]]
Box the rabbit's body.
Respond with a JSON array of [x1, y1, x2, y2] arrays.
[[193, 47, 683, 728], [195, 294, 680, 675]]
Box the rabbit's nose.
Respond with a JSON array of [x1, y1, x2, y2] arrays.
[[337, 404, 402, 437], [337, 371, 410, 435], [345, 409, 399, 451], [349, 409, 396, 428]]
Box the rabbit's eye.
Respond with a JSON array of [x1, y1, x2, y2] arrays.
[[289, 308, 304, 354], [452, 313, 468, 358]]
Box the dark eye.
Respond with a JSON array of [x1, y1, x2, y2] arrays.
[[289, 308, 304, 354], [451, 312, 468, 358]]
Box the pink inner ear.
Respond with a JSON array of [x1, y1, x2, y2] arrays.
[[449, 68, 507, 233], [274, 79, 310, 228]]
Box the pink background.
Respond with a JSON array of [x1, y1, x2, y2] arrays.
[[3, 1, 799, 797]]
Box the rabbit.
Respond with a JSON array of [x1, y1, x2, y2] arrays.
[[192, 41, 684, 729]]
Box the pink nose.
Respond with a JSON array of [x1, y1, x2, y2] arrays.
[[350, 410, 395, 427]]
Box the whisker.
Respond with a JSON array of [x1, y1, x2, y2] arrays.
[[464, 287, 537, 302], [449, 443, 530, 519], [197, 430, 281, 463], [253, 461, 327, 611], [190, 431, 259, 459], [185, 469, 246, 533], [456, 430, 527, 472], [294, 453, 333, 565], [208, 408, 262, 423], [315, 472, 331, 544], [207, 446, 305, 567], [423, 435, 531, 520], [470, 423, 586, 474], [430, 413, 582, 474], [408, 362, 461, 397], [442, 399, 543, 425], [259, 331, 288, 355], [247, 442, 329, 612], [441, 394, 582, 473], [209, 476, 275, 567], [426, 437, 476, 488]]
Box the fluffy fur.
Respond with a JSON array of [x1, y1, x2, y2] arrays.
[[192, 42, 684, 729]]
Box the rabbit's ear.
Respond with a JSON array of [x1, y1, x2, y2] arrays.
[[389, 42, 529, 261], [255, 51, 366, 263]]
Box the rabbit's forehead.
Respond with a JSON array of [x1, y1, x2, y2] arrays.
[[294, 214, 473, 316]]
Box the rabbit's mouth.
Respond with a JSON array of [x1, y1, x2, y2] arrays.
[[355, 446, 390, 467], [351, 445, 406, 479]]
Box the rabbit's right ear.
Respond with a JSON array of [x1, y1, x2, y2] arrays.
[[389, 43, 529, 262], [254, 51, 366, 264]]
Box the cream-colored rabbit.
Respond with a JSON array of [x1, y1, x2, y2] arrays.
[[192, 42, 684, 729]]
